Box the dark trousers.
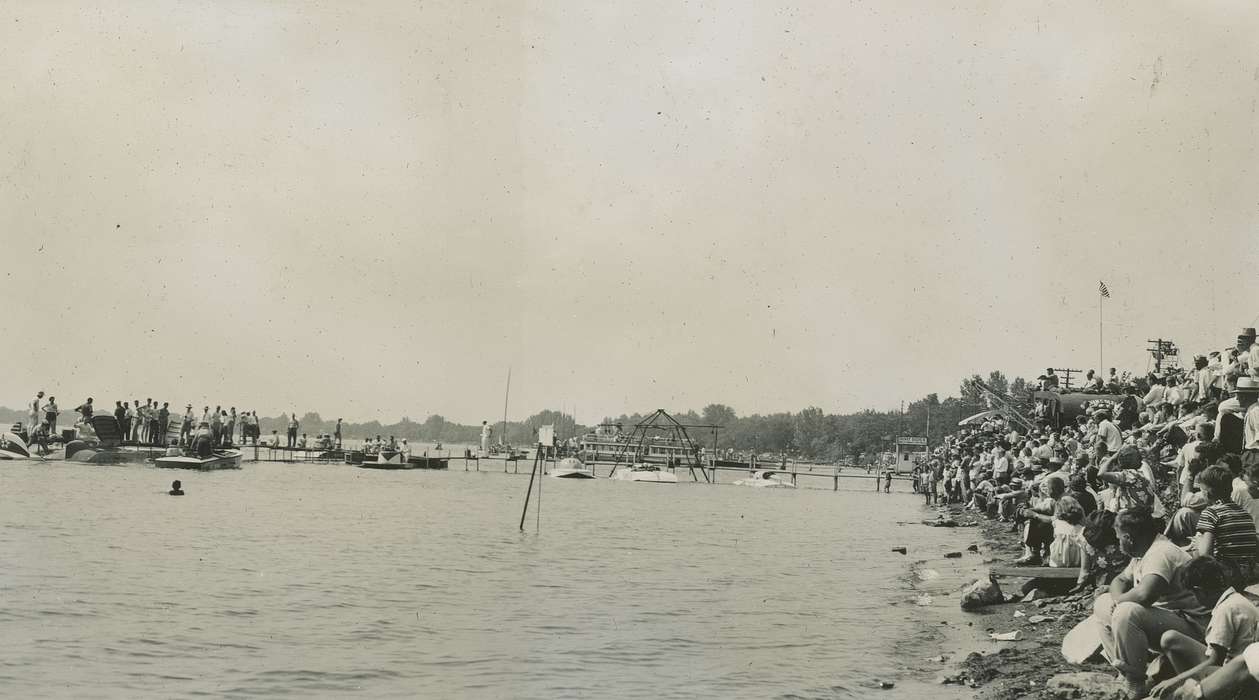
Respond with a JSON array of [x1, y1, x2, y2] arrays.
[[157, 421, 168, 445], [180, 423, 192, 445], [121, 419, 132, 441], [211, 424, 222, 445], [1024, 519, 1052, 553], [287, 428, 297, 448]]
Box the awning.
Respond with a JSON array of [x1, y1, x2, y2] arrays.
[[958, 409, 1004, 426]]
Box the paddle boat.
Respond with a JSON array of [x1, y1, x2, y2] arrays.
[[549, 457, 595, 479], [155, 449, 242, 470], [612, 463, 678, 483], [732, 470, 796, 489]]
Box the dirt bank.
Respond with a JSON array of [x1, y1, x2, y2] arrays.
[[935, 513, 1125, 700]]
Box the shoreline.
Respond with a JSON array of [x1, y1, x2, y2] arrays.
[[908, 503, 1123, 700]]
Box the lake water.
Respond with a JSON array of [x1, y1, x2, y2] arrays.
[[0, 460, 978, 698]]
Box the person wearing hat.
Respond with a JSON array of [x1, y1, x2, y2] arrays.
[[180, 405, 194, 446], [1215, 378, 1259, 456]]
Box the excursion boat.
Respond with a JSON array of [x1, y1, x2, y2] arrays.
[[580, 427, 695, 465], [613, 463, 678, 483], [732, 470, 796, 489], [549, 457, 595, 479], [155, 450, 243, 470], [0, 430, 33, 460]]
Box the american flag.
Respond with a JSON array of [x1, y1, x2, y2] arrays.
[[1099, 281, 1110, 298]]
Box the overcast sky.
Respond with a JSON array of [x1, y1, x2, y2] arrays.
[[3, 1, 1258, 425]]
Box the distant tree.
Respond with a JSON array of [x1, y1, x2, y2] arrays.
[[702, 403, 737, 427], [986, 370, 1009, 397], [793, 406, 828, 458]]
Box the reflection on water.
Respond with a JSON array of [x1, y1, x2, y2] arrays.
[[0, 461, 974, 698]]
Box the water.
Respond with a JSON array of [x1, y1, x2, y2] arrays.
[[0, 461, 976, 698]]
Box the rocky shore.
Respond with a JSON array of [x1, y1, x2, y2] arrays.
[[934, 510, 1127, 700]]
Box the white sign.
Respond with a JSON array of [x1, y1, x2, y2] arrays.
[[538, 425, 555, 447], [896, 436, 927, 446]]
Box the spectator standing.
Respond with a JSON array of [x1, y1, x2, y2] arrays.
[[29, 391, 44, 434], [287, 413, 299, 448]]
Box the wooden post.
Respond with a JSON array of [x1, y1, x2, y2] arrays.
[[833, 465, 838, 491]]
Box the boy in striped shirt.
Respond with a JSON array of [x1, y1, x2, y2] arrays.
[[1195, 466, 1259, 585]]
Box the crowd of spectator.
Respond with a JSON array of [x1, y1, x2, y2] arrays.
[[919, 325, 1259, 699]]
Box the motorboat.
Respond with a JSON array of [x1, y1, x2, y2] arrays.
[[732, 470, 797, 489], [155, 449, 243, 470], [613, 463, 678, 483], [64, 416, 161, 464], [357, 449, 409, 469], [549, 457, 595, 479], [0, 430, 33, 460]]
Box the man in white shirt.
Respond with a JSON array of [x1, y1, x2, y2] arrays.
[[1236, 378, 1259, 450], [1096, 409, 1124, 454], [1144, 377, 1168, 409], [1092, 507, 1209, 698]]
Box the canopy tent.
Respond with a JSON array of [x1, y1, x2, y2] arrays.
[[958, 409, 1005, 427]]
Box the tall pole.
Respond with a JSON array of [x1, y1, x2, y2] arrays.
[[500, 367, 511, 448], [1098, 290, 1103, 374]]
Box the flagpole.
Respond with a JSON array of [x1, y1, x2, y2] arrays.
[[1098, 288, 1103, 374]]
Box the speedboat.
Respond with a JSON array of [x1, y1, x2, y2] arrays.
[[613, 463, 678, 483], [64, 416, 161, 464], [155, 450, 243, 470], [0, 431, 33, 460], [549, 457, 595, 479], [733, 470, 796, 489], [358, 449, 411, 469]]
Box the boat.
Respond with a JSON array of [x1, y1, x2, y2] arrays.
[[613, 463, 678, 483], [64, 416, 163, 464], [0, 430, 33, 460], [155, 450, 243, 470], [549, 457, 595, 479], [407, 455, 448, 470], [357, 449, 409, 469], [732, 470, 796, 489]]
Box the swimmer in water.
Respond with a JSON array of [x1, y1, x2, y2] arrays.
[[168, 480, 184, 496]]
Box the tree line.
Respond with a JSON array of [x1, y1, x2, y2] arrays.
[[0, 370, 1030, 459]]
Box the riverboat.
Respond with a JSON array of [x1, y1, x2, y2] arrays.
[[580, 431, 696, 465], [155, 450, 243, 470]]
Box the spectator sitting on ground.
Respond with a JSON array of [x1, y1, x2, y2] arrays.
[[1091, 506, 1210, 699], [1152, 555, 1259, 698]]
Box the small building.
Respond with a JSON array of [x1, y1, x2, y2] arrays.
[[893, 437, 928, 474]]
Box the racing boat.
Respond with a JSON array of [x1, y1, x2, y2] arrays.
[[357, 449, 410, 469], [155, 450, 242, 470], [0, 431, 33, 460], [732, 470, 796, 489], [612, 463, 677, 483], [549, 457, 595, 479]]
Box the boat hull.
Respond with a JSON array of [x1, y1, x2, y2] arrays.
[[614, 468, 678, 483], [155, 450, 242, 470], [549, 468, 595, 479]]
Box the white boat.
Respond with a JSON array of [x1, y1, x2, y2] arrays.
[[733, 470, 796, 489], [549, 457, 595, 479], [613, 463, 678, 483], [0, 431, 32, 460], [155, 450, 242, 471], [357, 449, 412, 469]]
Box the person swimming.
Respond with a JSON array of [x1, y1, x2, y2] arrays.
[[168, 480, 184, 496]]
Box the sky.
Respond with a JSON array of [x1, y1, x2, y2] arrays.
[[3, 1, 1258, 425]]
